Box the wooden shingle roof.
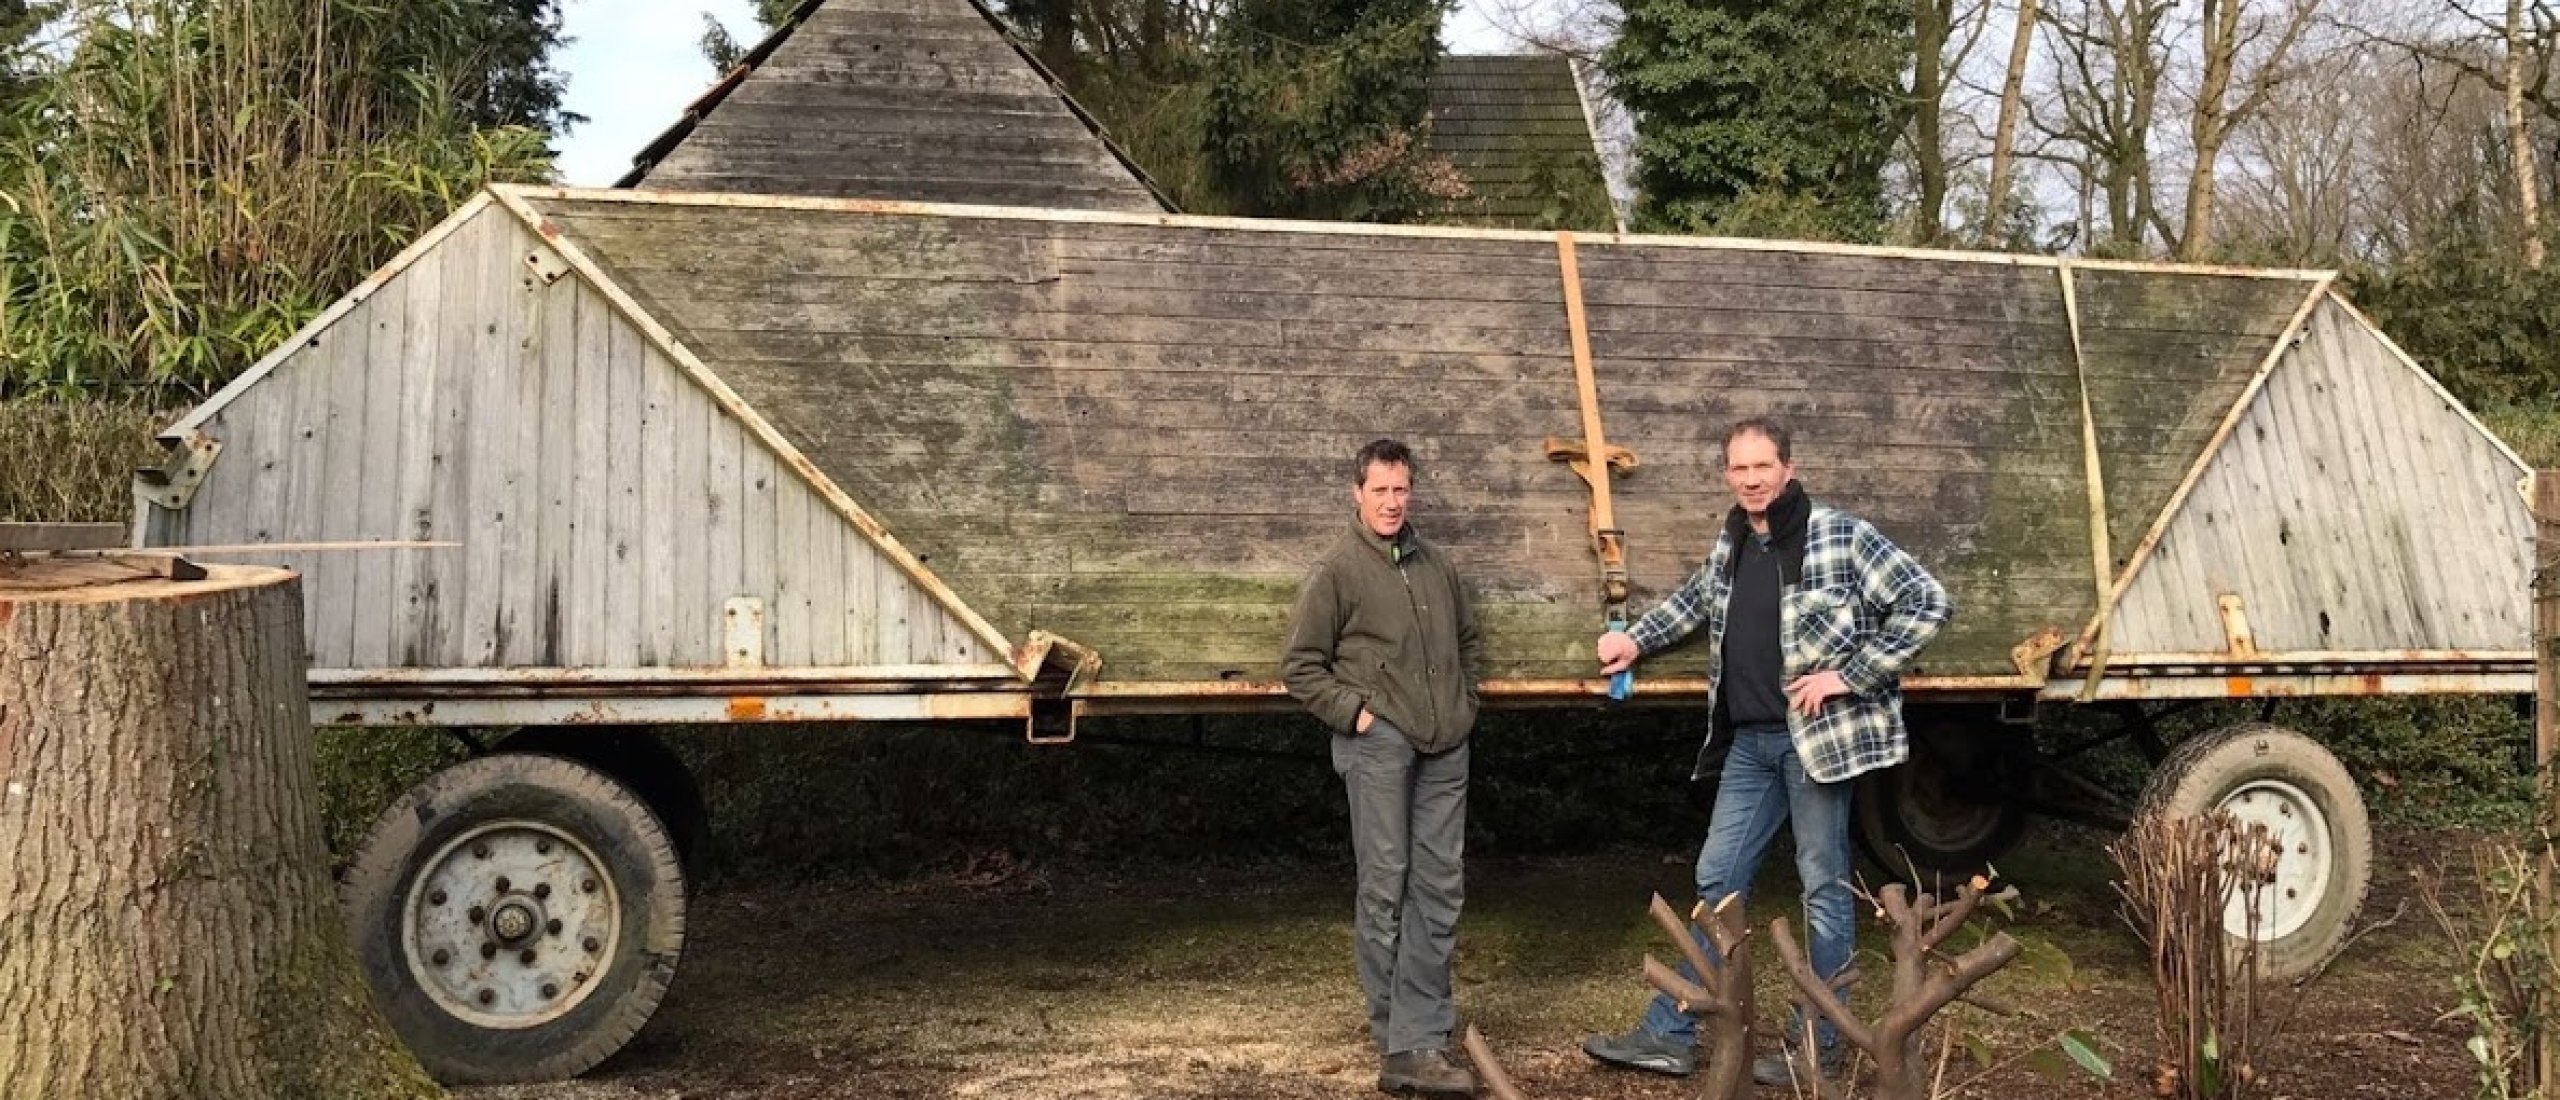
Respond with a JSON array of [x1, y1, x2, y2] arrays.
[[620, 0, 1168, 212], [1424, 54, 1613, 228]]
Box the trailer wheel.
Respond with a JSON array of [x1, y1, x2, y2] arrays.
[[1854, 722, 2031, 880], [342, 753, 687, 1084], [2135, 723, 2371, 982]]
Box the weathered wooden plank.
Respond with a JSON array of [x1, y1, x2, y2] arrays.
[[567, 280, 612, 666], [738, 419, 781, 665], [598, 309, 645, 669], [772, 458, 812, 667], [806, 497, 849, 666], [386, 215, 451, 666], [308, 299, 370, 667], [494, 244, 545, 665], [347, 267, 411, 668], [704, 400, 745, 654], [638, 341, 679, 666], [668, 350, 712, 665], [532, 268, 580, 667]]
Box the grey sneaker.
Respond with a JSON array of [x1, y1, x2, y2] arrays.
[[1580, 1027, 1696, 1076], [1751, 1044, 1847, 1087], [1378, 1047, 1477, 1096]]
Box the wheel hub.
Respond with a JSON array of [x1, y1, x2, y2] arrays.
[[403, 820, 621, 1029], [2217, 779, 2331, 943]]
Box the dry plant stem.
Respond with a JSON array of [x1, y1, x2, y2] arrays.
[[1640, 892, 1754, 1100], [2113, 814, 2282, 1099], [1461, 1025, 1528, 1100], [1771, 884, 2022, 1100]]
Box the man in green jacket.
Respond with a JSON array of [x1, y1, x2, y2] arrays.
[[1283, 438, 1485, 1098]]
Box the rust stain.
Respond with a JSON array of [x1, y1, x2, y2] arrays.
[[727, 696, 767, 721], [537, 218, 563, 241]]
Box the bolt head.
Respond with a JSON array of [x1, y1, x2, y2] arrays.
[[495, 876, 512, 893], [541, 983, 558, 999], [533, 883, 552, 900], [582, 937, 601, 954], [481, 942, 499, 960], [467, 906, 487, 924], [536, 839, 553, 855], [519, 948, 538, 965], [547, 918, 564, 936], [472, 843, 491, 859], [431, 948, 450, 966], [581, 878, 598, 894], [428, 889, 448, 906], [477, 989, 495, 1006]]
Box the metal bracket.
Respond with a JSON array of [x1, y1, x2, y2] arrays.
[[1027, 697, 1078, 746], [723, 597, 766, 668], [522, 243, 573, 288], [133, 430, 223, 512]]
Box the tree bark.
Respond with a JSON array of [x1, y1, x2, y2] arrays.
[[1912, 0, 1953, 245], [1983, 0, 2039, 246], [0, 560, 441, 1100], [2511, 0, 2548, 269]]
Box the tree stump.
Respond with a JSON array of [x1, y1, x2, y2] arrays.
[[0, 557, 441, 1100]]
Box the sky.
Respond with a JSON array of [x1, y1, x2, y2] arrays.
[[552, 0, 1526, 187]]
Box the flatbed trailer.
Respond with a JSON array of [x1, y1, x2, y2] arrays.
[[115, 183, 2534, 1082]]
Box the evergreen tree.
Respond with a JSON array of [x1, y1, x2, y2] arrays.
[[1201, 0, 1461, 220], [1603, 0, 1909, 240]]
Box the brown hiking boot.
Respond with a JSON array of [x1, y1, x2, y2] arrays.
[[1378, 1048, 1477, 1096]]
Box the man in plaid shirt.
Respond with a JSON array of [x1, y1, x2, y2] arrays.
[[1583, 417, 1951, 1086]]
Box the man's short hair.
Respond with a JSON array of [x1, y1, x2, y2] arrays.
[[1354, 438, 1415, 484], [1725, 417, 1792, 462]]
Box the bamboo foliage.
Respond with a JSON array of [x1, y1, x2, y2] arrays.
[[0, 0, 552, 398]]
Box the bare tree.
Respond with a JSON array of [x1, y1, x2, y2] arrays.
[[2178, 0, 2328, 259], [2218, 47, 2374, 263], [1984, 0, 2044, 245], [2036, 0, 2178, 254], [2356, 0, 2557, 266]]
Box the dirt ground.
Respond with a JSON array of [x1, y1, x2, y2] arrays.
[[466, 826, 2482, 1100]]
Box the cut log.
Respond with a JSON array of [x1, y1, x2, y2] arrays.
[[0, 559, 442, 1099]]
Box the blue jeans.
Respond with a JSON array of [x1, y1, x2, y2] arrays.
[[1640, 723, 1855, 1051]]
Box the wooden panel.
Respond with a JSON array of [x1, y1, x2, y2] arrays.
[[149, 208, 987, 673], [2075, 269, 2315, 572], [2110, 299, 2534, 653], [632, 0, 1159, 212]]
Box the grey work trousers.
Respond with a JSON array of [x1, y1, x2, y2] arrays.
[[1331, 717, 1468, 1055]]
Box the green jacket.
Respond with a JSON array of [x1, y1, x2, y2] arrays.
[[1281, 521, 1484, 752]]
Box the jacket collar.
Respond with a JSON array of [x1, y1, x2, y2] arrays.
[[1352, 519, 1421, 564]]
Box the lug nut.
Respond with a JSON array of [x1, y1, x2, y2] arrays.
[[573, 970, 589, 985], [519, 948, 538, 965], [495, 876, 511, 893], [582, 937, 601, 954], [533, 883, 551, 900], [467, 906, 486, 924], [536, 839, 552, 855], [541, 983, 559, 999], [431, 948, 451, 966], [477, 989, 495, 1006], [581, 878, 598, 894], [428, 889, 447, 906], [473, 843, 491, 859], [547, 918, 564, 936], [481, 942, 499, 960]]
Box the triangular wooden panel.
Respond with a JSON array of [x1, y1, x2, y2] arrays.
[[2107, 297, 2533, 654], [627, 0, 1163, 212], [152, 203, 992, 672]]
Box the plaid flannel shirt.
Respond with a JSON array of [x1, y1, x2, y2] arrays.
[[1628, 504, 1951, 784]]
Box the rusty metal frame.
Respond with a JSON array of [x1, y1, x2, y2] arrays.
[[308, 664, 1023, 688], [315, 690, 1032, 729]]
